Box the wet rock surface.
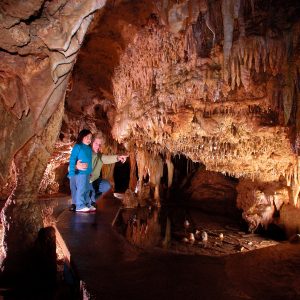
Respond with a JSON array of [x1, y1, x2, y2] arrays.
[[116, 204, 279, 257], [56, 195, 300, 300]]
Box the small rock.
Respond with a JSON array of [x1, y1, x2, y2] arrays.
[[184, 220, 190, 229], [201, 231, 208, 242], [219, 233, 224, 241], [189, 233, 195, 244], [195, 230, 201, 239]]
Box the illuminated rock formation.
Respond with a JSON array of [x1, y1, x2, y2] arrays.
[[0, 0, 300, 278], [111, 0, 300, 228]]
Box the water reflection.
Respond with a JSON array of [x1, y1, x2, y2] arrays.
[[116, 206, 162, 248], [115, 205, 279, 256]]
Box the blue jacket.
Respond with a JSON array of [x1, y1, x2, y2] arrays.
[[69, 143, 92, 177]]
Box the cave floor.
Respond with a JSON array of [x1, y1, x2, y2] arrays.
[[115, 204, 280, 257], [56, 195, 300, 300]]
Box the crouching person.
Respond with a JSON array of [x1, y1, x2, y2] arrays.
[[77, 133, 128, 207]]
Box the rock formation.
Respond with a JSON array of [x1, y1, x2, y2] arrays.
[[111, 0, 300, 229], [0, 0, 300, 278], [0, 0, 106, 277]]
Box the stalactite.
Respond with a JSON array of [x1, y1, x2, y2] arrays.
[[203, 2, 216, 46], [111, 7, 299, 193], [222, 0, 235, 82], [240, 64, 250, 91], [222, 0, 242, 83], [136, 149, 163, 205], [283, 86, 293, 125]]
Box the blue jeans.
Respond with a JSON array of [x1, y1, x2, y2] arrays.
[[69, 176, 76, 205], [89, 178, 111, 203], [71, 174, 90, 209]]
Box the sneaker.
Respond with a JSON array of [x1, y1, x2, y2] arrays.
[[69, 204, 76, 212], [91, 202, 97, 208], [76, 207, 90, 213], [113, 193, 124, 199], [89, 206, 96, 212]]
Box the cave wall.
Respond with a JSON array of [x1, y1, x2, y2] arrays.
[[186, 168, 238, 217], [0, 0, 106, 277]]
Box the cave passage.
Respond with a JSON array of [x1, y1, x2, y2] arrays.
[[1, 0, 300, 298]]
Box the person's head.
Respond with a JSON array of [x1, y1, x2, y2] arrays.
[[76, 129, 92, 145], [92, 133, 105, 153]]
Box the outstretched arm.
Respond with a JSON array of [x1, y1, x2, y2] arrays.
[[101, 154, 129, 164]]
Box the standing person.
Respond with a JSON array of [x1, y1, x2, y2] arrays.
[[77, 133, 128, 207], [68, 129, 96, 212]]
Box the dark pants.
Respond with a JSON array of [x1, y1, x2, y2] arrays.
[[89, 178, 111, 203]]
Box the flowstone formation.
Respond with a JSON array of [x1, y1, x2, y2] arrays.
[[111, 0, 300, 231]]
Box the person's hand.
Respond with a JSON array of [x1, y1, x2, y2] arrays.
[[76, 160, 88, 170], [117, 155, 129, 164]]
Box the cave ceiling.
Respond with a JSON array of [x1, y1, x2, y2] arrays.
[[64, 0, 300, 187], [0, 0, 299, 201]]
